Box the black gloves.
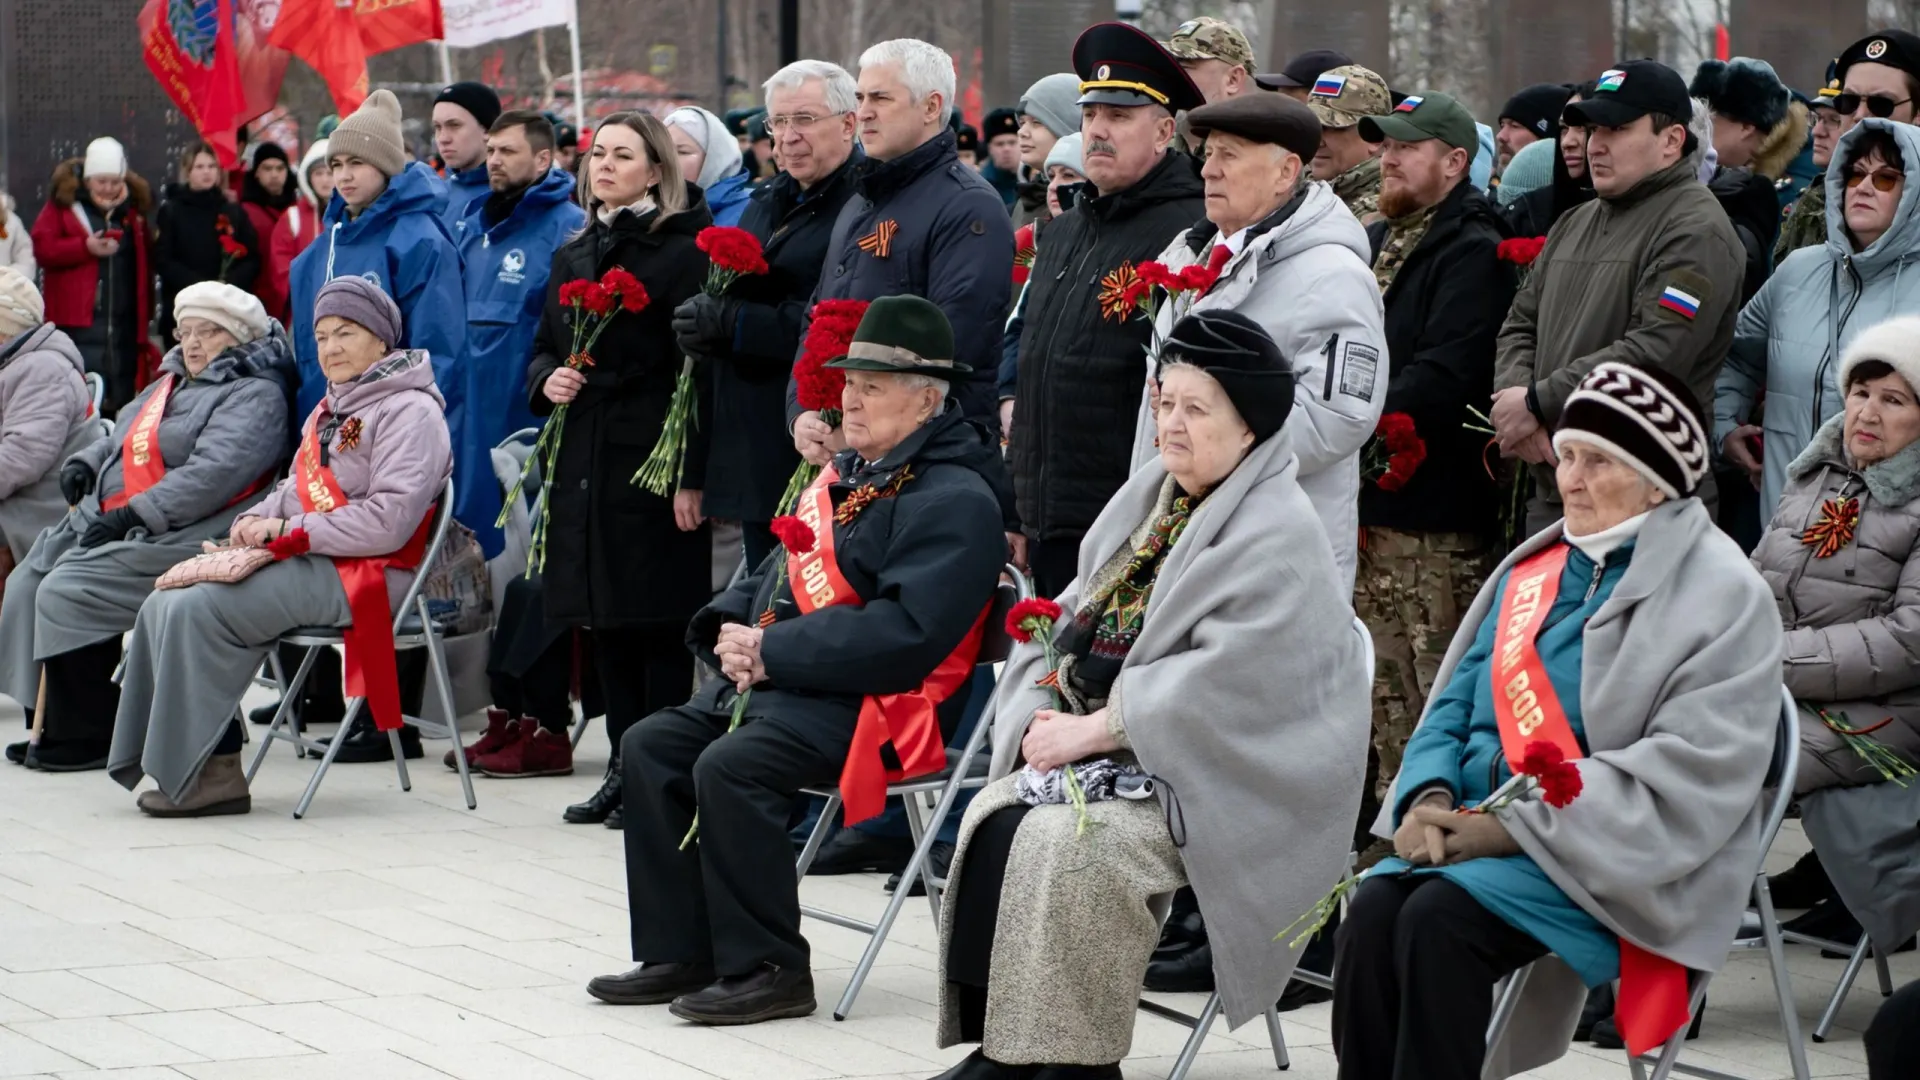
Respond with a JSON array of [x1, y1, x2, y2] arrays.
[[672, 292, 741, 361], [59, 460, 95, 506], [79, 506, 142, 549]]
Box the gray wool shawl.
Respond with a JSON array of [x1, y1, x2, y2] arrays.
[[1377, 499, 1783, 1075], [989, 428, 1372, 1030]]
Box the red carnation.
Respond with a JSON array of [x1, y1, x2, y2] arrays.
[[1136, 261, 1175, 290], [1177, 264, 1219, 293], [558, 280, 593, 308], [1005, 597, 1065, 644], [215, 214, 233, 235], [770, 515, 816, 555], [697, 226, 770, 276], [599, 267, 648, 313], [793, 299, 868, 414], [219, 236, 248, 258], [1497, 236, 1547, 267], [1521, 741, 1584, 808], [265, 528, 311, 560], [580, 284, 615, 318]]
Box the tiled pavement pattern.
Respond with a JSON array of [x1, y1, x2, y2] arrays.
[[0, 689, 1905, 1080]]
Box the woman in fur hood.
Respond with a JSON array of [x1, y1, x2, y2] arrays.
[[28, 137, 159, 413]]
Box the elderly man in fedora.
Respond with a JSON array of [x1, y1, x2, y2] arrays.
[[588, 295, 1011, 1028]]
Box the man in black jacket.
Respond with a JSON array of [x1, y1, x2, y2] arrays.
[[675, 60, 862, 568], [787, 38, 1013, 462], [1355, 92, 1515, 848], [1007, 22, 1207, 596]]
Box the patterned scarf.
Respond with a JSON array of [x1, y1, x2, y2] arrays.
[[1331, 156, 1382, 221], [1372, 203, 1439, 293], [1055, 480, 1198, 708]]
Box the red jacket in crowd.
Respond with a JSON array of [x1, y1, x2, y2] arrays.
[[267, 195, 324, 327], [242, 199, 289, 322], [29, 160, 162, 387]]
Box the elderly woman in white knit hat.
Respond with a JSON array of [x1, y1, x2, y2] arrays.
[[1750, 315, 1920, 794], [0, 268, 93, 570], [0, 281, 297, 773], [1335, 362, 1781, 1080], [665, 105, 754, 226]]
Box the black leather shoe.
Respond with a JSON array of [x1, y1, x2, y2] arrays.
[[1144, 940, 1214, 993], [1031, 1066, 1121, 1079], [886, 841, 955, 896], [1590, 1002, 1704, 1049], [249, 693, 346, 728], [668, 963, 816, 1025], [27, 739, 109, 772], [586, 962, 717, 1005], [1766, 850, 1835, 909], [1275, 978, 1331, 1012], [320, 718, 422, 764], [603, 807, 624, 830], [929, 1049, 1040, 1079], [5, 740, 27, 765], [809, 828, 914, 875], [565, 758, 621, 824]]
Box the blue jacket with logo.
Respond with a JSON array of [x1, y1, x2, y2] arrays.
[[454, 167, 585, 556], [441, 165, 491, 233], [288, 163, 468, 483]]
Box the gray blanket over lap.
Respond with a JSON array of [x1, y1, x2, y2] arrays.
[[987, 427, 1372, 1030]]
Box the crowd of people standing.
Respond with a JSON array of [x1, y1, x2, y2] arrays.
[[1, 12, 1919, 1080]]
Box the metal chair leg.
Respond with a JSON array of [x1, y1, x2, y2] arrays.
[[832, 808, 935, 1022], [1753, 874, 1812, 1080], [793, 795, 840, 881], [420, 596, 474, 810], [1481, 965, 1532, 1080], [1874, 944, 1894, 996], [901, 793, 942, 923], [390, 726, 411, 791], [571, 713, 591, 749], [1264, 1005, 1288, 1071], [1164, 992, 1223, 1080], [249, 646, 318, 783], [1644, 976, 1711, 1080], [1813, 936, 1872, 1042], [294, 696, 362, 818]]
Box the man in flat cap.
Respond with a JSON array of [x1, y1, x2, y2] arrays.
[[1006, 21, 1206, 598], [1352, 92, 1513, 866], [1306, 64, 1393, 222]]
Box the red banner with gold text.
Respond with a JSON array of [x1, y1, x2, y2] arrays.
[[139, 0, 248, 168]]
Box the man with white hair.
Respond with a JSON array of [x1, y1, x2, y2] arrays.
[[676, 59, 863, 569], [787, 38, 1014, 461], [1007, 21, 1207, 597]]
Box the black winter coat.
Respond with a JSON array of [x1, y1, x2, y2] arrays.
[[1361, 181, 1515, 535], [528, 187, 714, 629], [685, 408, 1008, 757], [1707, 165, 1778, 306], [1009, 151, 1205, 541], [153, 183, 261, 339], [785, 130, 1014, 424], [705, 153, 860, 523]]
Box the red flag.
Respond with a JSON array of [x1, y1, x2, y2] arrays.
[[233, 0, 295, 124], [140, 0, 249, 169], [270, 0, 371, 114], [356, 0, 445, 56]]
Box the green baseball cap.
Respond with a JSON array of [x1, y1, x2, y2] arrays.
[[1359, 91, 1479, 153]]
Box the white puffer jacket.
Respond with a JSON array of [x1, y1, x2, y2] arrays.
[[1131, 180, 1387, 594]]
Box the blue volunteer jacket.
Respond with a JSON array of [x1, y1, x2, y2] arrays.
[[454, 167, 586, 557], [441, 165, 491, 232], [705, 170, 756, 227], [288, 162, 468, 491]]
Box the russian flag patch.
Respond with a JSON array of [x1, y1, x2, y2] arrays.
[[1658, 285, 1701, 319], [1395, 95, 1424, 112], [1311, 74, 1347, 98]]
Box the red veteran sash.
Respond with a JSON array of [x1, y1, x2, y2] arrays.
[[1493, 543, 1692, 1058], [102, 374, 174, 511], [295, 411, 433, 733], [789, 466, 988, 825]]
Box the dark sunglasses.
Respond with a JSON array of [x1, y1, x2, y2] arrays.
[[1846, 167, 1903, 193], [1835, 91, 1913, 118]]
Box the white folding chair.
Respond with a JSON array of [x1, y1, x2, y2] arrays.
[[794, 564, 1029, 1021], [1148, 616, 1376, 1080], [246, 478, 475, 818], [1483, 685, 1810, 1080]]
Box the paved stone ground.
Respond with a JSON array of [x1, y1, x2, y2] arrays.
[[0, 688, 1906, 1080]]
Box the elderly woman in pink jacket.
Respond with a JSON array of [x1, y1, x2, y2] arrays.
[[109, 277, 451, 817]]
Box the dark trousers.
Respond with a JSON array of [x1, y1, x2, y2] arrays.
[[39, 638, 122, 750], [277, 642, 428, 717], [1333, 875, 1548, 1080], [944, 802, 1031, 1043], [741, 521, 776, 574], [1028, 532, 1084, 600], [621, 704, 850, 974], [592, 625, 694, 750]]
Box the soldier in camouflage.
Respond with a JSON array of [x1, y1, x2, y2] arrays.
[[1775, 64, 1844, 264], [1306, 65, 1390, 225]]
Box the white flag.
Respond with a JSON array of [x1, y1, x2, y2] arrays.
[[443, 0, 575, 49]]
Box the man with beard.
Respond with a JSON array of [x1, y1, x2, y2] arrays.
[[432, 82, 502, 231]]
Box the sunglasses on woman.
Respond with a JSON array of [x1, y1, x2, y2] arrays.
[[1847, 167, 1904, 193], [1835, 91, 1913, 119]]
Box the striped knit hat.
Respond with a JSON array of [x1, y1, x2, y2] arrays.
[[1552, 362, 1709, 500]]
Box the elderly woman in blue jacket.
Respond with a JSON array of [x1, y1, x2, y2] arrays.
[[1335, 363, 1782, 1080]]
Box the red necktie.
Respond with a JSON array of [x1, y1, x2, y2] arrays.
[[1207, 243, 1233, 275]]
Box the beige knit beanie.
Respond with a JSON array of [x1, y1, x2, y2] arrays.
[[327, 90, 408, 179], [0, 267, 44, 341]]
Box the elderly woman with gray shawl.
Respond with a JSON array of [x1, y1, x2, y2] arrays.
[[109, 277, 450, 818], [0, 281, 295, 773], [930, 310, 1371, 1080], [1335, 362, 1782, 1080]]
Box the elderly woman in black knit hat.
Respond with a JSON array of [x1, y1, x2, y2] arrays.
[[1337, 362, 1782, 1080], [930, 310, 1372, 1079]]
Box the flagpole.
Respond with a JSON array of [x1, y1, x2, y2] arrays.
[[438, 40, 454, 84], [567, 0, 587, 134]]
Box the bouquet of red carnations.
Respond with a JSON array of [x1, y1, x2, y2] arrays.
[[773, 298, 869, 513], [1363, 412, 1426, 492], [216, 214, 247, 283]]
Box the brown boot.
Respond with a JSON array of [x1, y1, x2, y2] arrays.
[[137, 752, 251, 817]]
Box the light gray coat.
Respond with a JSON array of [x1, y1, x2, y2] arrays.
[[1752, 414, 1920, 790], [0, 324, 94, 560], [935, 428, 1371, 1060], [1379, 499, 1783, 1076], [1716, 120, 1920, 520]]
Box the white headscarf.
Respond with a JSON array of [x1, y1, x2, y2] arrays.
[[665, 106, 745, 189]]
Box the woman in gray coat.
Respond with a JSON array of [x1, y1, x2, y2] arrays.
[[0, 268, 95, 564], [0, 282, 294, 771], [1753, 315, 1920, 793], [111, 277, 450, 817], [931, 312, 1371, 1078]]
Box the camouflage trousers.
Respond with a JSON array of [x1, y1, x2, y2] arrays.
[[1353, 528, 1494, 803]]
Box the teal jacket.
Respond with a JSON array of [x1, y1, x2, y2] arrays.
[[1378, 540, 1633, 986]]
